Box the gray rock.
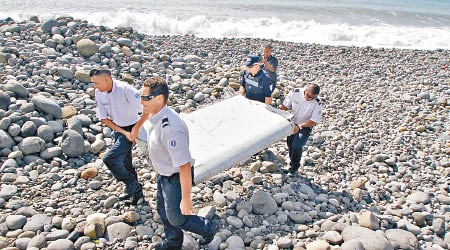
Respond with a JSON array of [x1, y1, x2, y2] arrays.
[[67, 116, 83, 135], [0, 91, 11, 110], [76, 39, 98, 57], [106, 222, 131, 241], [8, 123, 20, 137], [385, 229, 418, 250], [444, 232, 450, 244], [75, 114, 93, 127], [60, 129, 85, 157], [184, 55, 204, 64], [40, 146, 62, 160], [2, 158, 18, 169], [37, 125, 54, 142], [46, 230, 70, 241], [193, 92, 206, 102], [75, 70, 91, 83], [277, 237, 293, 249], [21, 103, 35, 113], [74, 236, 91, 249], [48, 121, 64, 133], [323, 230, 342, 244], [218, 78, 229, 87], [342, 226, 394, 250], [0, 117, 11, 130], [226, 216, 244, 229], [6, 199, 29, 210], [1, 24, 20, 33], [136, 225, 153, 236], [31, 95, 63, 119], [125, 240, 138, 250], [0, 130, 15, 149], [117, 38, 133, 47], [19, 137, 46, 155], [47, 239, 75, 250], [0, 185, 18, 200], [27, 234, 47, 249], [6, 214, 27, 230], [21, 121, 37, 137], [213, 191, 226, 206], [5, 80, 29, 98], [432, 218, 445, 235], [99, 43, 112, 53], [58, 67, 74, 79], [23, 214, 50, 232], [341, 239, 364, 250], [198, 206, 216, 219], [104, 196, 118, 209], [88, 181, 102, 190], [41, 19, 59, 33], [226, 235, 245, 249], [406, 192, 430, 204], [250, 190, 278, 215]]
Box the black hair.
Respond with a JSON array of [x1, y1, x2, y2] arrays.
[[143, 77, 169, 104], [89, 68, 112, 77], [308, 84, 320, 95]]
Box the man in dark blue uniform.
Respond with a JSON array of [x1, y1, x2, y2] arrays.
[[239, 55, 273, 105], [260, 44, 278, 89]]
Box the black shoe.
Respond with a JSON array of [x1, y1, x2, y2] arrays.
[[199, 220, 218, 246], [289, 166, 299, 174], [153, 241, 181, 250], [132, 190, 145, 205]]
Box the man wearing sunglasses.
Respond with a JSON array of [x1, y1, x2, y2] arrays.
[[90, 68, 145, 205], [239, 55, 274, 105], [281, 84, 322, 174], [134, 77, 217, 250]]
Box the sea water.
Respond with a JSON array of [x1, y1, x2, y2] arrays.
[[2, 0, 450, 50]]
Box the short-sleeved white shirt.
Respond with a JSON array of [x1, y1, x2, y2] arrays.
[[95, 79, 142, 127], [283, 88, 322, 125], [143, 106, 194, 176]]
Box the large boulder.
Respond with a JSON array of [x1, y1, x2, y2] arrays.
[[60, 130, 85, 157], [31, 95, 62, 119], [250, 190, 278, 215], [76, 39, 98, 57], [23, 214, 50, 232], [18, 137, 46, 155], [41, 19, 59, 34], [4, 80, 29, 98], [342, 226, 394, 250], [0, 90, 11, 110]]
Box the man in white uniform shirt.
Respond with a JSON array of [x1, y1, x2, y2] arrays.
[[281, 84, 322, 174], [90, 68, 146, 205], [134, 77, 217, 250]]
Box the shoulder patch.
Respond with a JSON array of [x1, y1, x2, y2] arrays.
[[294, 88, 300, 92], [162, 118, 169, 128], [135, 93, 140, 99], [168, 138, 179, 149]]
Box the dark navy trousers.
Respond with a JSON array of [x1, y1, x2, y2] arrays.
[[102, 124, 140, 195], [156, 170, 214, 248], [287, 127, 312, 169]]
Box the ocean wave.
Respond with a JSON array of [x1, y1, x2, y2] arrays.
[[2, 11, 450, 50]]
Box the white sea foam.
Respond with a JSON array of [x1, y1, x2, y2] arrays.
[[2, 11, 450, 50]]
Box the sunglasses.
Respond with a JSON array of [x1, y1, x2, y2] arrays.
[[141, 89, 165, 101]]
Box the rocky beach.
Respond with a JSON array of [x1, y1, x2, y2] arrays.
[[0, 16, 449, 250]]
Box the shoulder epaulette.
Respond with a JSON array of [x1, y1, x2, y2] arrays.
[[162, 118, 169, 128], [316, 97, 322, 105]]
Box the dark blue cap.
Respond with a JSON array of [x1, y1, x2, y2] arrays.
[[245, 55, 260, 67]]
